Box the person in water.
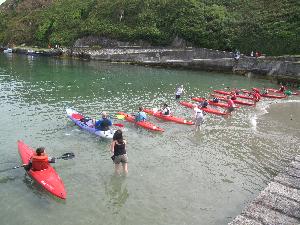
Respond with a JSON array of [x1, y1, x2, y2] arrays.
[[95, 112, 112, 131], [161, 103, 171, 116], [23, 147, 55, 171], [193, 104, 204, 132], [225, 95, 235, 116], [135, 107, 147, 122], [175, 85, 184, 99], [111, 129, 128, 175]]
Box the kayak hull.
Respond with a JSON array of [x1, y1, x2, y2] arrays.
[[211, 94, 255, 106], [213, 90, 254, 100], [143, 108, 194, 125], [179, 101, 226, 116], [191, 97, 239, 108], [66, 108, 115, 139], [17, 140, 66, 199], [117, 112, 164, 132]]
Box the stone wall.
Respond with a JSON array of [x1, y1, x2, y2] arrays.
[[68, 47, 300, 84], [229, 155, 300, 225]]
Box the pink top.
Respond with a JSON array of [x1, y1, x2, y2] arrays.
[[227, 99, 234, 108]]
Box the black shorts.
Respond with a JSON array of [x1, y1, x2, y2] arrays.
[[175, 95, 181, 99]]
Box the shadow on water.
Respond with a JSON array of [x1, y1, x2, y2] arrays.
[[104, 175, 129, 214]]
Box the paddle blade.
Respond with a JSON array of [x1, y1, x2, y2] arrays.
[[57, 152, 75, 160], [113, 123, 124, 127], [116, 114, 125, 120]]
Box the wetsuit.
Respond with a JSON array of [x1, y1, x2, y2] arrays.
[[95, 118, 112, 131]]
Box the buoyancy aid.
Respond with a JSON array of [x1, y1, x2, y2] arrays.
[[31, 153, 49, 171]]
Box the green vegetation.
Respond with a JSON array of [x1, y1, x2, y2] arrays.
[[0, 0, 299, 55]]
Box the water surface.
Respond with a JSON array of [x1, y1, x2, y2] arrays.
[[0, 54, 299, 225]]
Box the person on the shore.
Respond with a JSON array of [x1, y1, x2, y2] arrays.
[[175, 85, 184, 99], [95, 112, 112, 131], [23, 147, 55, 171], [193, 104, 204, 131], [225, 96, 235, 116], [111, 129, 128, 175], [160, 103, 171, 116], [135, 107, 147, 122]]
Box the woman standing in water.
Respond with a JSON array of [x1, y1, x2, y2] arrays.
[[111, 129, 128, 175]]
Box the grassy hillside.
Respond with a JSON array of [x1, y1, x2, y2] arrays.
[[0, 0, 299, 55]]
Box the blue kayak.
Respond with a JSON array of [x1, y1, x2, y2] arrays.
[[66, 108, 115, 139]]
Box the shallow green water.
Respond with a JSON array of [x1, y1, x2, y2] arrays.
[[0, 53, 299, 225]]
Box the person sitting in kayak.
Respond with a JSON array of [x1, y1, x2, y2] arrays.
[[23, 147, 55, 171], [212, 97, 219, 103], [95, 112, 112, 131], [135, 107, 147, 122], [160, 103, 171, 116], [279, 85, 285, 92], [260, 87, 268, 95], [199, 99, 209, 108], [230, 92, 237, 100]]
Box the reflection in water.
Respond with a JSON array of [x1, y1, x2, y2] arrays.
[[104, 175, 129, 214]]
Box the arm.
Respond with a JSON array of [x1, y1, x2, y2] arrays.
[[111, 141, 115, 155]]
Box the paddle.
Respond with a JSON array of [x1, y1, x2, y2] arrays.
[[0, 152, 75, 173], [113, 123, 124, 127]]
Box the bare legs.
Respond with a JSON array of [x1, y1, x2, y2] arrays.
[[114, 163, 128, 176]]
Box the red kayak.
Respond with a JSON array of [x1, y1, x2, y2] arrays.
[[179, 101, 226, 116], [117, 112, 164, 132], [17, 140, 66, 199], [261, 93, 286, 99], [267, 88, 299, 96], [191, 97, 240, 108], [251, 88, 286, 98], [143, 108, 194, 125], [211, 94, 255, 106], [213, 90, 254, 100]]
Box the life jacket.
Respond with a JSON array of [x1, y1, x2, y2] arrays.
[[31, 153, 49, 171]]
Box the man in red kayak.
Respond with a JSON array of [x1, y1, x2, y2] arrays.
[[160, 103, 171, 116], [23, 147, 55, 171]]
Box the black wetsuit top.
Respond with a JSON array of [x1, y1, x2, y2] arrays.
[[114, 142, 126, 156]]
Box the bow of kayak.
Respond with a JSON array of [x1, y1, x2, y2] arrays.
[[66, 108, 115, 139], [179, 101, 226, 116], [17, 140, 66, 200], [117, 112, 164, 132], [143, 108, 194, 125]]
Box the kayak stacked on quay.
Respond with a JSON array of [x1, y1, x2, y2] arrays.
[[18, 140, 66, 199], [66, 108, 116, 139]]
